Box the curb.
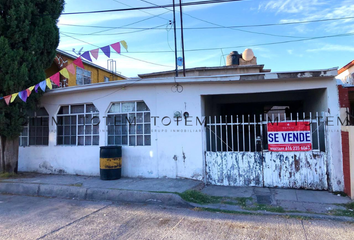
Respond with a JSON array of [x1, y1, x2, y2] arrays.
[[190, 203, 354, 223], [0, 182, 191, 207]]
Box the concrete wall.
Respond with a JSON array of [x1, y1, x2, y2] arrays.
[[18, 75, 344, 190]]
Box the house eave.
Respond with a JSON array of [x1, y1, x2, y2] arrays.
[[44, 67, 338, 96]]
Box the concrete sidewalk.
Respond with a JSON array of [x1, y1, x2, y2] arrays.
[[0, 173, 353, 221], [0, 173, 202, 207]]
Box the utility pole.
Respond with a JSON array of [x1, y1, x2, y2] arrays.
[[179, 0, 186, 77], [172, 0, 178, 77]]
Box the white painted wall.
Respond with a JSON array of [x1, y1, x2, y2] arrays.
[[18, 75, 344, 190]]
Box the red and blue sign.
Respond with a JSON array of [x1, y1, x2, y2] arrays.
[[267, 122, 312, 152]]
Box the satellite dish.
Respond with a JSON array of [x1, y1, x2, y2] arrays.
[[177, 57, 183, 66], [242, 49, 254, 61]]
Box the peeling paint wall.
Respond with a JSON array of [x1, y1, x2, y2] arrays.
[[206, 151, 328, 190], [206, 152, 263, 186], [263, 152, 327, 190]]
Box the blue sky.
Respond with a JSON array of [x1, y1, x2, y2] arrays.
[[58, 0, 354, 77]]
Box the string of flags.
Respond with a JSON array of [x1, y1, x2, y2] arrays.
[[0, 40, 128, 106], [80, 40, 128, 62]]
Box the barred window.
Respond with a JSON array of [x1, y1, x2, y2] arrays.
[[76, 67, 92, 85], [57, 104, 99, 146], [107, 101, 151, 146], [20, 108, 49, 147]]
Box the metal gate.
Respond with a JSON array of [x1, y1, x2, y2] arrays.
[[205, 112, 328, 190]]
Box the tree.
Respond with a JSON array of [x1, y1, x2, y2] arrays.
[[0, 1, 64, 173]]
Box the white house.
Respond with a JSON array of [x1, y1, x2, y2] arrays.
[[18, 50, 344, 192]]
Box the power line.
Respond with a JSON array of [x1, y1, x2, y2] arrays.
[[60, 32, 354, 54], [60, 33, 173, 68], [138, 0, 305, 39], [61, 0, 242, 15], [58, 16, 354, 30], [111, 0, 169, 21], [60, 24, 167, 36]]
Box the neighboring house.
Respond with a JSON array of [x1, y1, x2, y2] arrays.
[[45, 50, 126, 88], [337, 60, 354, 199], [18, 49, 344, 192]]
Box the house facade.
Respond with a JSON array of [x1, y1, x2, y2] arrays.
[[18, 50, 344, 192], [45, 50, 126, 88]]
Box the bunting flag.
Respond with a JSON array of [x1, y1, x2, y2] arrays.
[[66, 63, 76, 75], [19, 90, 28, 102], [101, 45, 111, 58], [73, 57, 85, 69], [50, 72, 60, 86], [59, 68, 70, 80], [4, 95, 11, 105], [120, 40, 128, 51], [26, 88, 32, 97], [11, 93, 18, 103], [46, 78, 52, 90], [81, 51, 92, 62], [35, 84, 40, 93], [0, 40, 129, 106], [111, 42, 121, 54], [39, 80, 47, 92], [90, 48, 99, 60]]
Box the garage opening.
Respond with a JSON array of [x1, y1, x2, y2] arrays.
[[202, 89, 328, 189]]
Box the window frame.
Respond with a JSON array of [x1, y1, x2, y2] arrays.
[[76, 67, 92, 85], [56, 103, 99, 146], [106, 101, 151, 146], [20, 108, 49, 147]]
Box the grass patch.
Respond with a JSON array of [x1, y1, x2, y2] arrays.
[[179, 190, 222, 204], [332, 191, 348, 197], [330, 202, 354, 218], [245, 204, 285, 213], [68, 182, 83, 187], [0, 172, 17, 179], [221, 197, 253, 207]]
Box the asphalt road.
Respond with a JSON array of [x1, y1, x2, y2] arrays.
[[0, 194, 353, 240]]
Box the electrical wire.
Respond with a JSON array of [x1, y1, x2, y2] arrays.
[[60, 32, 173, 68], [58, 16, 354, 30], [60, 24, 167, 36], [61, 0, 242, 15], [60, 32, 354, 54]]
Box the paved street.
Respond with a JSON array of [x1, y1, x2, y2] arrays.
[[0, 194, 353, 240]]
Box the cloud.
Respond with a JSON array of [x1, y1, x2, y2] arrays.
[[258, 0, 327, 14], [306, 44, 354, 52]]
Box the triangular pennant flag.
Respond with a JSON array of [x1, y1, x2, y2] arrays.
[[39, 80, 47, 92], [10, 93, 18, 103], [4, 95, 11, 105], [19, 90, 28, 102], [35, 84, 40, 93], [50, 72, 60, 86], [81, 51, 92, 62], [59, 68, 70, 80], [26, 88, 32, 97], [28, 86, 35, 92], [73, 57, 85, 69], [120, 40, 128, 51], [101, 45, 110, 58], [46, 78, 52, 90], [110, 42, 121, 54], [66, 63, 76, 75], [90, 48, 99, 60]]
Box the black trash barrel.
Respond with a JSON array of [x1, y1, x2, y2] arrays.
[[100, 146, 122, 180]]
